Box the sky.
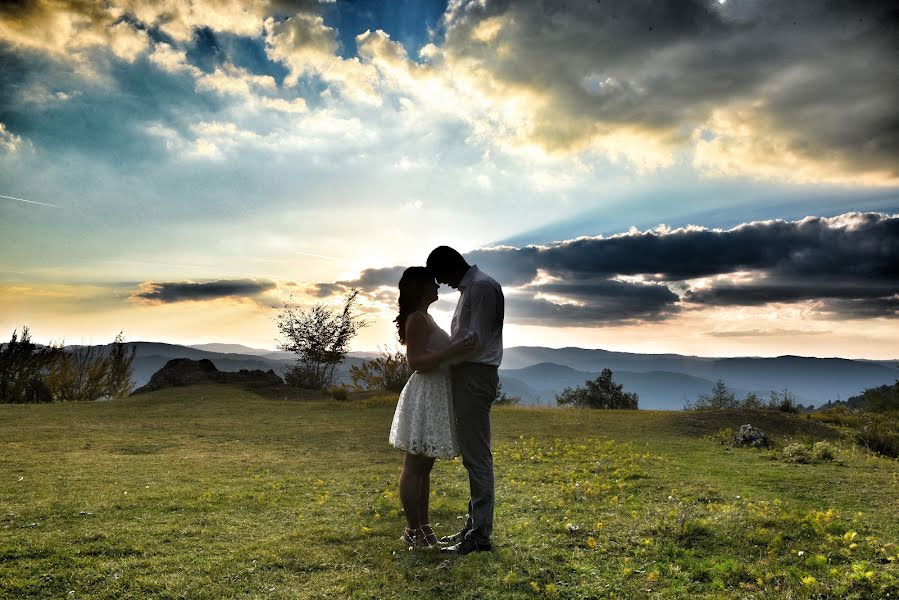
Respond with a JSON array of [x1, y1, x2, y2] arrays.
[[0, 0, 897, 359]]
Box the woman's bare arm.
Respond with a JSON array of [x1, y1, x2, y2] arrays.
[[405, 312, 477, 372]]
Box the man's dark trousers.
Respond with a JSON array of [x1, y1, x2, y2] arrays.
[[452, 361, 499, 544]]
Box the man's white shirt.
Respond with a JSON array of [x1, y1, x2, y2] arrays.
[[450, 265, 504, 367]]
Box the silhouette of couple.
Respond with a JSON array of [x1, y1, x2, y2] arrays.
[[388, 246, 504, 555]]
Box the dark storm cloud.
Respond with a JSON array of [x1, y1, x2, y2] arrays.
[[313, 212, 898, 323], [468, 212, 899, 287], [814, 296, 899, 320], [315, 265, 408, 296], [684, 282, 897, 307], [507, 279, 680, 326], [443, 0, 899, 177], [345, 265, 408, 289], [133, 279, 276, 303], [312, 282, 346, 297]]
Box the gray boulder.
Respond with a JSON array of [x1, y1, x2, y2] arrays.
[[734, 424, 770, 448]]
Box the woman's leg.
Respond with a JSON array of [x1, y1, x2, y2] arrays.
[[418, 457, 436, 525], [400, 453, 428, 529]]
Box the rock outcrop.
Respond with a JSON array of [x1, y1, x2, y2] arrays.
[[733, 423, 770, 448], [131, 358, 283, 394]]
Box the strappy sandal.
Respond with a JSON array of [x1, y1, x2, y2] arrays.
[[419, 524, 440, 546], [401, 527, 431, 549]]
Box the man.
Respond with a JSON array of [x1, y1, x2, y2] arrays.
[[426, 246, 504, 555]]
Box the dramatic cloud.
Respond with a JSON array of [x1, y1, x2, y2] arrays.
[[314, 267, 406, 298], [0, 123, 22, 153], [0, 0, 269, 61], [469, 212, 899, 284], [2, 1, 898, 356], [3, 1, 895, 184], [311, 212, 899, 323], [133, 279, 276, 304], [439, 0, 899, 183], [507, 279, 680, 326], [264, 12, 381, 104]]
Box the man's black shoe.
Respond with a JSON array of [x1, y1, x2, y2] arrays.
[[439, 536, 492, 555], [438, 529, 470, 545]]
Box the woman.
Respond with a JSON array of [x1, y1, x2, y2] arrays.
[[388, 266, 477, 548]]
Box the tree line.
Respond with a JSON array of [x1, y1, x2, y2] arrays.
[[0, 327, 135, 403]]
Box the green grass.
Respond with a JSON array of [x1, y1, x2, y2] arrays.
[[2, 385, 898, 599]]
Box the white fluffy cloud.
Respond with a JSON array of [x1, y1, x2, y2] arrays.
[[107, 21, 150, 62], [1, 0, 896, 185], [264, 14, 382, 104], [0, 123, 23, 154]]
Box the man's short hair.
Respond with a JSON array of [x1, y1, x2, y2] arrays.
[[426, 246, 468, 274]]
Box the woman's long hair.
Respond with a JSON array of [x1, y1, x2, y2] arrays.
[[394, 266, 432, 345]]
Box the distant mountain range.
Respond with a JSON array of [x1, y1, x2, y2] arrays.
[[499, 347, 899, 409], [68, 342, 898, 410]]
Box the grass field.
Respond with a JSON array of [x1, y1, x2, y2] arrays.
[[2, 384, 898, 599]]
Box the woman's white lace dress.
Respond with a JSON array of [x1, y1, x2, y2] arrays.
[[389, 313, 460, 458]]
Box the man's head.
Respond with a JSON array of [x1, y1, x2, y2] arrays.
[[426, 246, 471, 288]]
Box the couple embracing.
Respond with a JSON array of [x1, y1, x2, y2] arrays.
[[388, 246, 504, 555]]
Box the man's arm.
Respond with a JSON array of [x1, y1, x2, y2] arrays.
[[465, 281, 499, 351]]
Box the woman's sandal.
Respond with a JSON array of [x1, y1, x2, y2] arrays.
[[402, 527, 430, 549], [402, 526, 438, 549], [419, 524, 440, 546]]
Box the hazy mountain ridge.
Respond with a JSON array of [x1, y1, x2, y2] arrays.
[[499, 347, 898, 408], [59, 342, 899, 409], [498, 363, 759, 410]]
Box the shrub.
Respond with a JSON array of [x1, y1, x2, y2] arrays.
[[856, 411, 899, 459], [277, 289, 367, 390], [708, 427, 736, 446], [349, 347, 411, 393], [811, 441, 837, 461], [0, 327, 56, 403], [687, 380, 738, 410], [43, 344, 109, 402], [329, 386, 349, 401], [740, 392, 765, 410], [769, 389, 800, 413], [555, 368, 638, 409], [104, 332, 136, 398], [2, 328, 136, 403], [782, 443, 812, 463], [283, 363, 322, 389]]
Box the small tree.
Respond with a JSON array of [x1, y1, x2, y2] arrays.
[[740, 391, 765, 410], [277, 289, 367, 390], [768, 388, 799, 413], [494, 381, 520, 406], [104, 332, 135, 398], [555, 368, 638, 409], [687, 380, 738, 410], [0, 327, 54, 403], [349, 347, 412, 393], [44, 344, 109, 402]]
